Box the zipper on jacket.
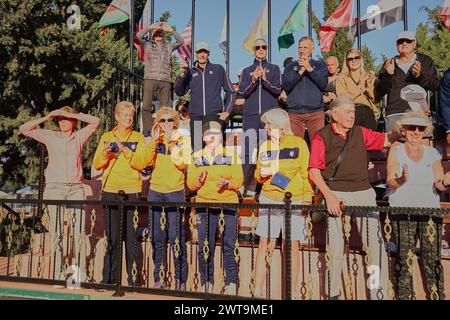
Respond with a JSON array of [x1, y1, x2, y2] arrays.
[[201, 67, 206, 116], [259, 60, 262, 115]]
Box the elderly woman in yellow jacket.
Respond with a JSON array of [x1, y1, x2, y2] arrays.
[[253, 108, 313, 299], [93, 101, 145, 287], [131, 107, 191, 290], [186, 121, 243, 295]]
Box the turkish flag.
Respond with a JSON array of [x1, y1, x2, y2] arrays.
[[319, 0, 354, 52]]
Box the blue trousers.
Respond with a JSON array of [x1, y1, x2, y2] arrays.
[[148, 189, 188, 284], [196, 208, 238, 286]]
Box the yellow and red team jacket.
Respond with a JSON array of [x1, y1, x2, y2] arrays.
[[255, 134, 313, 203], [93, 127, 144, 194], [187, 146, 243, 203], [130, 131, 192, 193]]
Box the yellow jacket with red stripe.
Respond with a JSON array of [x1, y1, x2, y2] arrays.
[[130, 131, 191, 193], [93, 128, 144, 194], [187, 146, 243, 203], [255, 134, 313, 203]]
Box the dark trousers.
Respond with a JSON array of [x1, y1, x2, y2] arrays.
[[354, 104, 378, 131], [289, 110, 325, 142], [196, 208, 238, 286], [148, 189, 188, 284], [242, 114, 266, 193], [395, 217, 445, 300], [142, 79, 171, 132], [101, 192, 142, 286], [189, 114, 224, 152]]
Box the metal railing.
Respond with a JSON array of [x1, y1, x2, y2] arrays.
[[0, 195, 448, 300]]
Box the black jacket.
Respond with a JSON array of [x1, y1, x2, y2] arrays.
[[375, 53, 440, 116]]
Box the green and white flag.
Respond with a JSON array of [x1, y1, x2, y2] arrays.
[[98, 0, 131, 28], [278, 0, 307, 51]]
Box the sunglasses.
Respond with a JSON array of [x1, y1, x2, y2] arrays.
[[397, 39, 414, 45], [254, 45, 267, 51], [404, 125, 426, 132], [159, 118, 174, 123], [347, 56, 361, 62]]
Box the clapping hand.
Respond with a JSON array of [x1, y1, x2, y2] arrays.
[[384, 58, 395, 75], [412, 60, 421, 78]]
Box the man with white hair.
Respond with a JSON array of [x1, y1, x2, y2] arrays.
[[376, 31, 440, 132], [309, 96, 398, 300]]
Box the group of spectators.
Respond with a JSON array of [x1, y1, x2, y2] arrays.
[[18, 22, 450, 300]]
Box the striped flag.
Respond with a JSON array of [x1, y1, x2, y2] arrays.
[[98, 0, 131, 28], [348, 0, 403, 40], [319, 0, 354, 52], [177, 18, 193, 63], [441, 0, 450, 31], [134, 0, 152, 62]]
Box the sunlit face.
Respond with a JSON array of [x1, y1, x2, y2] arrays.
[[396, 38, 416, 56], [203, 130, 222, 146], [403, 125, 426, 144], [115, 108, 134, 129], [346, 53, 362, 72], [298, 39, 313, 59], [158, 115, 175, 134], [57, 117, 76, 133], [331, 104, 355, 130], [253, 40, 267, 60], [196, 50, 209, 65], [326, 57, 339, 75], [264, 120, 281, 141]]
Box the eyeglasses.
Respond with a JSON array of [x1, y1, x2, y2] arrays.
[[159, 118, 174, 123], [347, 56, 361, 62], [404, 125, 426, 132], [397, 38, 414, 45], [254, 45, 267, 51]]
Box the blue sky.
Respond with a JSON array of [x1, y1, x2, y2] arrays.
[[152, 0, 444, 82]]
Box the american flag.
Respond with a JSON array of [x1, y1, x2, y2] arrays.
[[177, 17, 192, 63], [134, 0, 152, 62]]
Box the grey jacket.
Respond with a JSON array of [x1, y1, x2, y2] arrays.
[[136, 27, 184, 82]]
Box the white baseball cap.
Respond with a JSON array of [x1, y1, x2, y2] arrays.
[[397, 31, 416, 41], [195, 41, 210, 53]]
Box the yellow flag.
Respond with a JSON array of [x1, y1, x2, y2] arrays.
[[242, 0, 269, 54]]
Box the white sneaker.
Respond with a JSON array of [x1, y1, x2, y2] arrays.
[[225, 283, 237, 295]]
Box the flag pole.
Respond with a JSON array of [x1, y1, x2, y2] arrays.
[[403, 0, 408, 30], [151, 0, 155, 24], [308, 0, 312, 37], [268, 0, 272, 62], [191, 0, 196, 67], [226, 0, 230, 74], [129, 0, 134, 71], [357, 0, 361, 51]]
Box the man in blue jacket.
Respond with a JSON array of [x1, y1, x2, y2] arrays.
[[282, 36, 328, 141], [440, 68, 450, 144], [175, 42, 236, 151], [238, 38, 282, 195]]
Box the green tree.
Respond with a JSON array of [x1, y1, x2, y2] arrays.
[[415, 6, 450, 75], [312, 0, 377, 71]]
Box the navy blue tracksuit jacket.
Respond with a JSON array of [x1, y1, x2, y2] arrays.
[[174, 61, 236, 117]]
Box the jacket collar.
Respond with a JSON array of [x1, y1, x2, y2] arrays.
[[253, 58, 268, 67], [193, 60, 210, 71]]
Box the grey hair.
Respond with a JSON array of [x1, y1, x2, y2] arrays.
[[298, 36, 314, 44], [329, 96, 355, 111]]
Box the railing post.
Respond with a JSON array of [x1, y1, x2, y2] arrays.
[[283, 192, 292, 300], [113, 190, 126, 297]]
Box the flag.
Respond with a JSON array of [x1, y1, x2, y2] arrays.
[[319, 0, 354, 52], [278, 0, 307, 51], [348, 0, 403, 40], [242, 0, 269, 54], [441, 0, 450, 31], [98, 0, 131, 28], [219, 13, 228, 55], [177, 18, 192, 62], [134, 0, 152, 62]]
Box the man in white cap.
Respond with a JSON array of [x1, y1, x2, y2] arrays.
[[136, 21, 184, 133], [376, 31, 440, 132], [175, 41, 236, 151]]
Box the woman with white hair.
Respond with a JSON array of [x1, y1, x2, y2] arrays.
[[386, 111, 446, 299], [253, 108, 313, 299]]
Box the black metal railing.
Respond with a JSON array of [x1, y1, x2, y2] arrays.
[[0, 196, 448, 300]]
